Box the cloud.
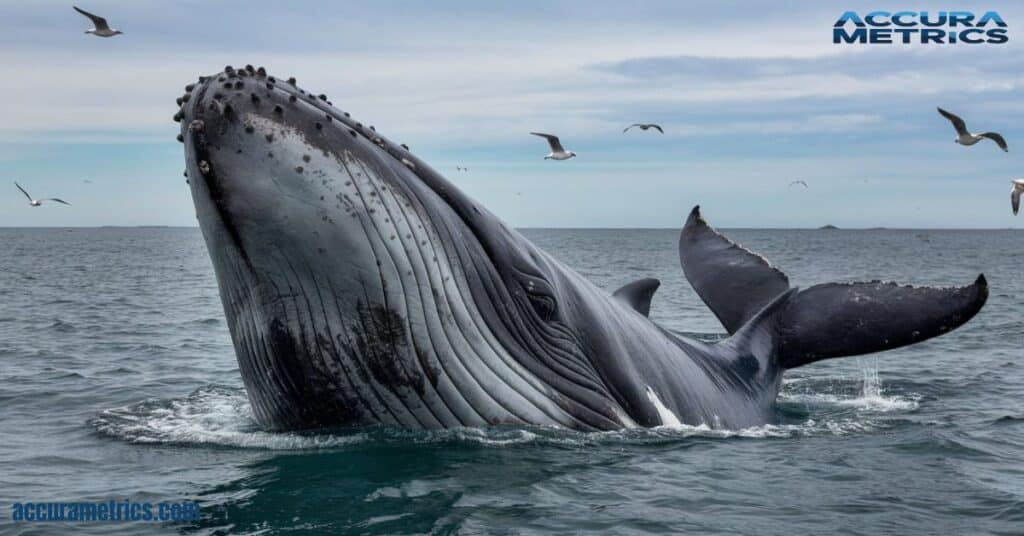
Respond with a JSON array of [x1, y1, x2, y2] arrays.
[[3, 0, 1024, 227]]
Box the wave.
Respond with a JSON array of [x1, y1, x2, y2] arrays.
[[91, 362, 918, 451]]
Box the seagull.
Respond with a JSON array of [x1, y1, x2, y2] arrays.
[[1011, 179, 1024, 215], [455, 166, 468, 172], [623, 123, 664, 134], [15, 182, 71, 207], [530, 132, 576, 160], [74, 6, 123, 37], [789, 180, 809, 188], [937, 107, 1008, 152]]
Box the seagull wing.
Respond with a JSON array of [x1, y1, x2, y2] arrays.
[[650, 124, 664, 133], [73, 6, 110, 31], [937, 107, 968, 136], [15, 182, 33, 202], [41, 198, 72, 206], [1013, 182, 1024, 215], [530, 132, 564, 153], [623, 124, 641, 133], [980, 132, 1008, 152]]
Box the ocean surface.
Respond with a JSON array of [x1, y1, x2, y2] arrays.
[[0, 227, 1021, 535]]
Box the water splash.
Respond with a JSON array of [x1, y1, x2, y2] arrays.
[[780, 358, 919, 412], [91, 386, 366, 450], [91, 380, 903, 451]]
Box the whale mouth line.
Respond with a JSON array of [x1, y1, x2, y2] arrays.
[[183, 80, 256, 273]]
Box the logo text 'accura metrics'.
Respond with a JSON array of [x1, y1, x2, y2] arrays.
[[834, 11, 1008, 44]]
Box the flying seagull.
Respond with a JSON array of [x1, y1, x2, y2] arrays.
[[74, 6, 123, 37], [789, 180, 809, 188], [623, 123, 664, 134], [1012, 179, 1024, 215], [530, 132, 576, 160], [937, 107, 1007, 152], [15, 182, 71, 207]]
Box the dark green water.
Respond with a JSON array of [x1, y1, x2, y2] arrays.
[[0, 228, 1021, 535]]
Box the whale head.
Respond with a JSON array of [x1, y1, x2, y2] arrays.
[[177, 66, 634, 431]]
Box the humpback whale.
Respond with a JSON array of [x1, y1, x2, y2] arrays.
[[176, 66, 988, 432]]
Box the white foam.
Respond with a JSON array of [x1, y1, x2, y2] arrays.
[[92, 386, 366, 450], [635, 418, 873, 439]]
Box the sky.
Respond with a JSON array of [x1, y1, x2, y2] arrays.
[[1, 0, 1023, 228]]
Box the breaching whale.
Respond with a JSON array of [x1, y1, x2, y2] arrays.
[[176, 66, 988, 432]]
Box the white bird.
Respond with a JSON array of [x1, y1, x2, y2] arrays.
[[937, 107, 1007, 152], [1011, 179, 1024, 215], [16, 182, 71, 207], [74, 6, 123, 37], [623, 123, 664, 134], [530, 132, 576, 160]]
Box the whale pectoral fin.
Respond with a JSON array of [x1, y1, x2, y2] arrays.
[[775, 276, 988, 369], [679, 206, 790, 334], [612, 278, 660, 317]]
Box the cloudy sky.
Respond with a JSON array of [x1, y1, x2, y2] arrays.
[[2, 0, 1023, 228]]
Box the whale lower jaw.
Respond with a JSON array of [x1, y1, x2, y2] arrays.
[[218, 239, 589, 430], [219, 240, 621, 431]]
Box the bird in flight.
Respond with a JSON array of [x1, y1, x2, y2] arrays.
[[530, 132, 576, 160], [74, 6, 123, 37], [1011, 179, 1024, 215], [455, 166, 468, 172], [623, 123, 664, 134], [789, 180, 809, 188], [937, 107, 1007, 152], [16, 182, 71, 207]]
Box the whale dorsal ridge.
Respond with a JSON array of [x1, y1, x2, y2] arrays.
[[612, 278, 660, 317], [678, 206, 790, 334]]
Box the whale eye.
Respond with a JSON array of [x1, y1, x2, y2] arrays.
[[527, 292, 557, 322], [520, 276, 557, 322]]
